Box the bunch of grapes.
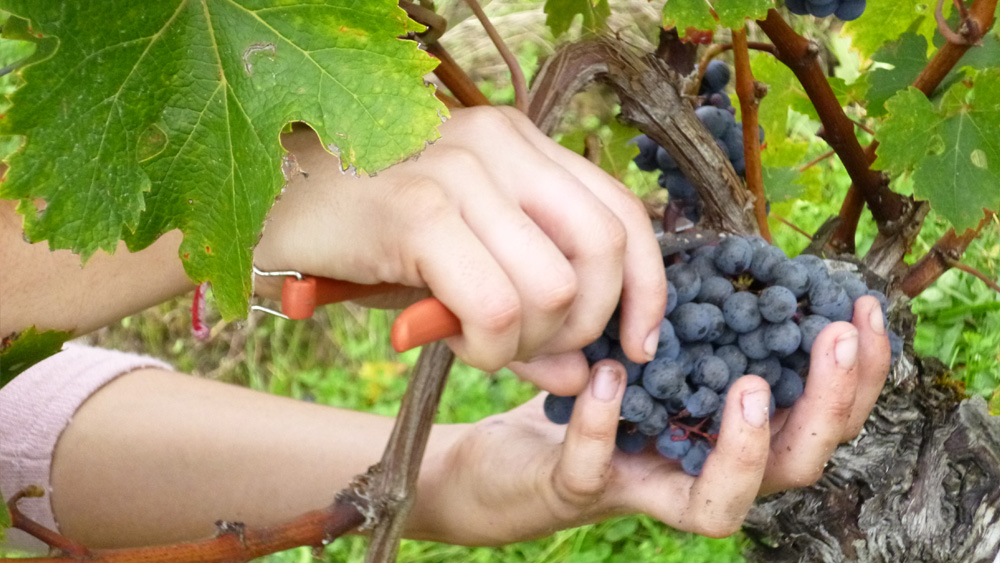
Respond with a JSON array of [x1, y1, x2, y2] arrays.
[[543, 235, 902, 476], [631, 60, 762, 224], [785, 0, 866, 21]]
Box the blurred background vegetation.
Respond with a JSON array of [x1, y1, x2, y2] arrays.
[[6, 0, 1000, 560]]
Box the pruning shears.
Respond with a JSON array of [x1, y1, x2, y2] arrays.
[[252, 266, 461, 353]]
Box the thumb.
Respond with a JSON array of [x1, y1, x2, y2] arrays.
[[552, 361, 626, 506]]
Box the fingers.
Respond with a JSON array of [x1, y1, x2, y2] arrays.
[[845, 296, 891, 437], [509, 351, 591, 397], [495, 107, 667, 365], [551, 361, 626, 506], [632, 376, 771, 538], [761, 322, 859, 495]]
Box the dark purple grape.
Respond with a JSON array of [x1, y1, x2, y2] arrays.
[[637, 402, 670, 436], [771, 260, 810, 297], [616, 423, 648, 454], [747, 355, 782, 386], [631, 134, 660, 171], [798, 315, 831, 354], [622, 385, 655, 423], [583, 334, 612, 365], [666, 280, 679, 316], [738, 325, 771, 360], [765, 320, 802, 357], [665, 263, 701, 304], [692, 356, 731, 391], [835, 0, 866, 20], [695, 106, 736, 138], [656, 427, 692, 459], [681, 440, 712, 476], [723, 292, 762, 333], [759, 286, 798, 323], [772, 368, 805, 409], [697, 276, 735, 307], [642, 357, 688, 400], [715, 344, 748, 379], [786, 0, 809, 15], [670, 302, 713, 342], [700, 60, 731, 94], [655, 145, 678, 171], [809, 279, 853, 322], [684, 386, 721, 418], [714, 236, 753, 275], [750, 244, 788, 284], [610, 344, 645, 384], [544, 394, 576, 424]]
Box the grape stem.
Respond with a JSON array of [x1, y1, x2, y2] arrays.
[[900, 213, 995, 298], [462, 0, 528, 113], [798, 149, 836, 172], [689, 41, 777, 98], [731, 27, 771, 242]]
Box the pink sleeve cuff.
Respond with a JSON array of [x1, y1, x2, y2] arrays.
[[1, 343, 171, 552]]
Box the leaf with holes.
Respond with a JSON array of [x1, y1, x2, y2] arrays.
[[0, 1, 446, 318], [875, 71, 1000, 231], [661, 0, 715, 37]]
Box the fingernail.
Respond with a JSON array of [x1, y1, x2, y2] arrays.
[[869, 303, 886, 335], [742, 389, 769, 428], [835, 329, 859, 367], [592, 365, 622, 402], [643, 328, 660, 362]]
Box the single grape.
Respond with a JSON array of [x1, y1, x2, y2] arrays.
[[610, 344, 645, 384], [660, 171, 698, 201], [806, 0, 838, 17], [723, 292, 762, 333], [714, 137, 731, 161], [722, 125, 744, 163], [690, 253, 721, 280], [616, 423, 649, 454], [637, 402, 670, 436], [642, 357, 688, 400], [738, 325, 771, 360], [772, 368, 805, 409], [750, 244, 788, 284], [670, 302, 713, 342], [684, 386, 721, 417], [664, 383, 693, 414], [759, 286, 798, 323], [765, 320, 802, 357], [840, 276, 869, 302], [781, 350, 811, 377], [793, 254, 830, 286], [709, 92, 732, 110], [621, 385, 655, 423], [715, 344, 749, 379], [695, 106, 735, 138], [681, 440, 712, 476], [835, 0, 866, 20], [697, 276, 735, 307], [798, 314, 831, 354], [685, 342, 715, 363], [656, 427, 692, 460], [692, 356, 731, 391], [809, 279, 853, 322], [713, 326, 738, 345], [702, 303, 727, 342], [544, 394, 576, 424], [631, 134, 660, 171], [714, 236, 753, 275], [674, 347, 696, 377], [771, 260, 810, 297], [583, 334, 612, 365], [665, 263, 701, 304], [700, 60, 731, 94], [747, 355, 782, 386], [655, 145, 678, 171]]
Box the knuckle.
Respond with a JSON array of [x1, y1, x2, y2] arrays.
[[478, 296, 522, 336], [825, 394, 856, 424], [595, 213, 628, 256], [461, 106, 516, 135], [531, 274, 579, 315], [691, 514, 743, 539], [392, 178, 453, 225], [430, 144, 485, 176], [552, 470, 606, 508]]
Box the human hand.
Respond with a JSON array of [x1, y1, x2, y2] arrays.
[[407, 295, 889, 545], [254, 107, 666, 395]]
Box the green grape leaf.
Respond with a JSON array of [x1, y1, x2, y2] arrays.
[[0, 1, 446, 318], [1, 327, 71, 388], [544, 0, 611, 37], [876, 71, 1000, 231], [712, 0, 773, 29], [865, 33, 930, 117], [662, 0, 716, 36], [762, 166, 804, 202], [865, 32, 1000, 117], [843, 0, 946, 59]]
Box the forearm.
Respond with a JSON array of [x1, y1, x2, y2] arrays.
[[0, 201, 195, 336], [49, 368, 466, 549]]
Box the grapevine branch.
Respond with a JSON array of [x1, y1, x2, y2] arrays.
[[8, 486, 367, 563], [900, 214, 994, 297], [949, 260, 1000, 295], [831, 0, 998, 252], [731, 27, 770, 241], [757, 9, 904, 228], [527, 39, 759, 235], [462, 0, 528, 113]]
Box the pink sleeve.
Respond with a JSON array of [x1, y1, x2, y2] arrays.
[[0, 343, 172, 552]]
